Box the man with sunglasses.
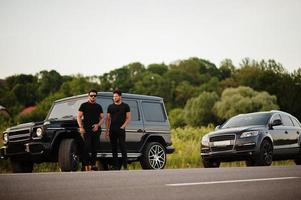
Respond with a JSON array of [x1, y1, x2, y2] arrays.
[[77, 89, 104, 171]]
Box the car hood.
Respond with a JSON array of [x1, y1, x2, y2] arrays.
[[207, 125, 266, 137], [6, 121, 44, 131]]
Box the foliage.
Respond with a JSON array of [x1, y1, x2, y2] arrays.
[[166, 126, 214, 168], [214, 86, 279, 120], [168, 108, 186, 128], [184, 92, 219, 126]]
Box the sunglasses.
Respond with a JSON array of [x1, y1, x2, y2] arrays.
[[89, 95, 96, 97]]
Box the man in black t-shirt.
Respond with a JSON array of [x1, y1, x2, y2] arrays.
[[77, 89, 104, 171], [105, 89, 131, 170]]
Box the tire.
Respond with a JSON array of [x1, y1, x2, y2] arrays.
[[140, 142, 166, 170], [10, 159, 33, 173], [202, 159, 220, 168], [58, 138, 79, 172], [294, 149, 301, 165], [255, 140, 273, 166]]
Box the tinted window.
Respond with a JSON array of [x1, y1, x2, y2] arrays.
[[281, 114, 294, 127], [98, 98, 140, 121], [270, 114, 282, 124], [291, 117, 301, 128], [123, 100, 140, 121], [142, 102, 166, 122], [48, 98, 86, 119], [97, 98, 113, 115], [222, 113, 271, 128]]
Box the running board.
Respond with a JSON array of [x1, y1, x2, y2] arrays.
[[96, 153, 142, 158]]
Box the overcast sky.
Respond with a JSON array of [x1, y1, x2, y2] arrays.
[[0, 0, 300, 79]]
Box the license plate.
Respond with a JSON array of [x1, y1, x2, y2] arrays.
[[212, 140, 231, 146]]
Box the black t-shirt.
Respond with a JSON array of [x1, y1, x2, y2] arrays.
[[79, 102, 103, 130], [107, 102, 130, 129]]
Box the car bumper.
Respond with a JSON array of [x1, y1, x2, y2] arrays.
[[201, 137, 260, 161], [0, 142, 50, 159], [166, 145, 175, 154]]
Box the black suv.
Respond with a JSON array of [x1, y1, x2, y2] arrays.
[[201, 110, 301, 167], [1, 92, 174, 172]]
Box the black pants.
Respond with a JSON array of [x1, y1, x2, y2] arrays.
[[109, 128, 128, 169], [83, 130, 100, 166]]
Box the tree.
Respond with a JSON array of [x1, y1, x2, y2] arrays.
[[147, 63, 168, 75], [213, 86, 279, 120], [168, 108, 186, 128], [184, 92, 219, 126], [37, 70, 64, 100]]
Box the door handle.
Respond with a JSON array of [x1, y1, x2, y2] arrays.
[[297, 131, 300, 135], [285, 131, 288, 134], [137, 129, 144, 133]]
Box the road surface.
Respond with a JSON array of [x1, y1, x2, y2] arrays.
[[1, 166, 301, 200]]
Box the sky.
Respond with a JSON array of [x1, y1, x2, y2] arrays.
[[0, 0, 301, 79]]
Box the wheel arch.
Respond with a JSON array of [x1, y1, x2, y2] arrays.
[[51, 131, 84, 161], [139, 134, 167, 152]]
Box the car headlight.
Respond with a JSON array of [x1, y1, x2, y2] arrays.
[[3, 133, 8, 144], [35, 128, 44, 138], [201, 134, 210, 146], [240, 131, 260, 138]]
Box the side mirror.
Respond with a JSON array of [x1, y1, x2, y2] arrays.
[[215, 125, 221, 131], [270, 119, 282, 128]]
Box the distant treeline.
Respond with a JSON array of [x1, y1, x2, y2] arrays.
[[0, 57, 301, 129]]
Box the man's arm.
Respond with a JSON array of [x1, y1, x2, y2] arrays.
[[105, 113, 111, 138], [77, 111, 85, 134], [121, 112, 131, 129], [92, 112, 104, 132]]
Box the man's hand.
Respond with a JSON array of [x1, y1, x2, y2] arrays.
[[105, 130, 109, 139], [92, 124, 99, 132], [79, 127, 85, 135]]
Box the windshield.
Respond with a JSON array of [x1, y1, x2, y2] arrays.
[[47, 98, 86, 120], [221, 112, 272, 128]]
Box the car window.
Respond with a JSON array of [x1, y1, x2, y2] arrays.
[[222, 113, 271, 128], [280, 114, 294, 127], [291, 117, 301, 128], [123, 100, 140, 121], [142, 102, 166, 122], [270, 114, 282, 124], [47, 98, 86, 119], [97, 98, 113, 115]]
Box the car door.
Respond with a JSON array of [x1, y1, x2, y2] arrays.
[[269, 114, 286, 154], [122, 99, 144, 152], [280, 114, 299, 154], [97, 97, 113, 152], [141, 100, 170, 146]]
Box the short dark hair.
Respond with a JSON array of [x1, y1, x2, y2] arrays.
[[88, 89, 97, 95], [113, 89, 122, 96]]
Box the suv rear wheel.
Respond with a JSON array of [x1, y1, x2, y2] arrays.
[[140, 142, 166, 169], [58, 138, 79, 172]]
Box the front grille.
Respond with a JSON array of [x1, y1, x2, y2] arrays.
[[210, 135, 235, 142], [8, 129, 31, 143], [209, 134, 236, 152], [211, 146, 233, 152]]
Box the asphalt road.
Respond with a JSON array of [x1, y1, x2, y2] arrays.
[[1, 166, 301, 200]]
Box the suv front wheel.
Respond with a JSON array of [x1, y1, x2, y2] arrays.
[[58, 138, 79, 172], [140, 142, 166, 169]]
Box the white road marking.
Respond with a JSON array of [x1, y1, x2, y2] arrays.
[[166, 176, 299, 187]]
